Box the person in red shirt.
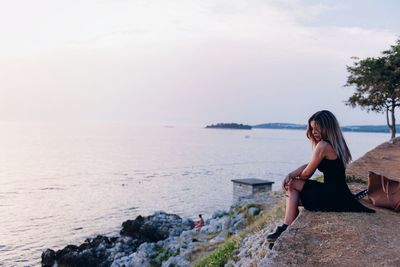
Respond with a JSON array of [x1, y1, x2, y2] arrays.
[[194, 214, 204, 230]]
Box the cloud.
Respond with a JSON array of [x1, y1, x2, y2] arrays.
[[0, 0, 398, 125]]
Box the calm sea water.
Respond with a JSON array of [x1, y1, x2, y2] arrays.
[[0, 122, 388, 266]]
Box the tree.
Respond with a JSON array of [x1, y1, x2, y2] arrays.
[[345, 39, 400, 139]]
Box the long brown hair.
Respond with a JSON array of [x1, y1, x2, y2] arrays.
[[306, 110, 352, 166]]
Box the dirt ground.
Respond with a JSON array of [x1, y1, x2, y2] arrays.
[[346, 137, 400, 182], [267, 206, 400, 267], [265, 136, 400, 267]]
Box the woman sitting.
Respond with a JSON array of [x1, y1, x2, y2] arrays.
[[267, 110, 374, 243]]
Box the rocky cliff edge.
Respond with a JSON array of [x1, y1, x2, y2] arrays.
[[262, 137, 400, 266]]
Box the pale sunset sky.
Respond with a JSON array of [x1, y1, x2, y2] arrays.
[[1, 0, 399, 126]]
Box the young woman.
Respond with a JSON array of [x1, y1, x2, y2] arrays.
[[267, 110, 374, 243]]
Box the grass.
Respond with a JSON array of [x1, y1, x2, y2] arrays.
[[314, 175, 324, 183], [191, 197, 286, 266], [191, 174, 367, 266], [239, 199, 285, 237], [345, 175, 367, 184], [193, 239, 239, 267], [237, 203, 263, 225], [150, 245, 180, 267], [313, 175, 366, 184]]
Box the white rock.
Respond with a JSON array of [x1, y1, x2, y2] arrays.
[[212, 209, 226, 219], [162, 255, 191, 267]]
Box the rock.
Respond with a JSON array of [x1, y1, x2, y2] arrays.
[[42, 211, 196, 267], [86, 235, 113, 248], [161, 255, 191, 267], [248, 207, 261, 217], [231, 215, 246, 233], [41, 249, 56, 267], [42, 191, 281, 267], [346, 136, 400, 182], [110, 255, 133, 267], [179, 230, 195, 245], [211, 231, 227, 243], [120, 212, 193, 243], [233, 226, 275, 267], [56, 248, 103, 267], [121, 221, 164, 242], [52, 240, 116, 267], [265, 206, 400, 266], [182, 217, 195, 227], [112, 248, 155, 267], [234, 192, 274, 209], [212, 209, 226, 219], [136, 242, 157, 257], [222, 216, 232, 231], [200, 220, 222, 234], [231, 213, 244, 226]]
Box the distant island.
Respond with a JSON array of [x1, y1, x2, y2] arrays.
[[206, 123, 252, 130], [253, 123, 306, 130], [204, 122, 400, 133], [253, 123, 400, 133]]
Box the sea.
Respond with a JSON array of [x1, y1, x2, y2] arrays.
[[0, 122, 389, 266]]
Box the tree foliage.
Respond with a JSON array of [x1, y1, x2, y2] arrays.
[[345, 39, 400, 139]]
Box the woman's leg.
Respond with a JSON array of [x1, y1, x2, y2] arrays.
[[267, 179, 306, 243], [283, 179, 305, 225]]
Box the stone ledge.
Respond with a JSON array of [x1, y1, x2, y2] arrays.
[[265, 203, 400, 266], [346, 137, 400, 182]]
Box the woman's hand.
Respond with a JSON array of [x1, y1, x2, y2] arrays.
[[282, 174, 294, 191]]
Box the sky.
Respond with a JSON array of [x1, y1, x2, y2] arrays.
[[1, 0, 399, 126]]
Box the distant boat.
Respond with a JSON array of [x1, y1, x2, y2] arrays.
[[164, 125, 175, 128]]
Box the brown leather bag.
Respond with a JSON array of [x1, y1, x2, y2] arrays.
[[368, 171, 400, 211]]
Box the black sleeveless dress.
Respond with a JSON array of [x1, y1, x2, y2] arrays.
[[299, 157, 374, 212]]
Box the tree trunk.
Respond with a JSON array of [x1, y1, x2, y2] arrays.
[[386, 104, 396, 140], [386, 107, 390, 129], [391, 104, 396, 139], [386, 107, 393, 138]]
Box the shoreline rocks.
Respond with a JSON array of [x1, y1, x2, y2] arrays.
[[41, 211, 194, 267], [42, 192, 279, 267]]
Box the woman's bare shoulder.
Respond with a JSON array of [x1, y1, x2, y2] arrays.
[[317, 140, 337, 158], [315, 140, 329, 149], [315, 140, 334, 154]]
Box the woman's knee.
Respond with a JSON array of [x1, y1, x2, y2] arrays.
[[290, 179, 305, 192], [288, 183, 299, 193]]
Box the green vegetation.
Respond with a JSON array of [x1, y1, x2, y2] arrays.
[[205, 123, 252, 130], [191, 197, 286, 266], [345, 175, 367, 184], [345, 38, 400, 139], [313, 175, 324, 183], [312, 175, 366, 184], [253, 123, 399, 133], [253, 123, 306, 130], [236, 203, 263, 225], [193, 239, 239, 267], [240, 199, 285, 236], [150, 245, 180, 266]]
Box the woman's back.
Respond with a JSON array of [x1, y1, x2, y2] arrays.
[[318, 157, 347, 188]]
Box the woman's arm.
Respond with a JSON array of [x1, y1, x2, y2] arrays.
[[289, 164, 308, 178], [297, 142, 326, 181], [282, 164, 307, 190], [282, 141, 328, 190]]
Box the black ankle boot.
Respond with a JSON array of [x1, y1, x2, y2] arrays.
[[267, 224, 288, 243]]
